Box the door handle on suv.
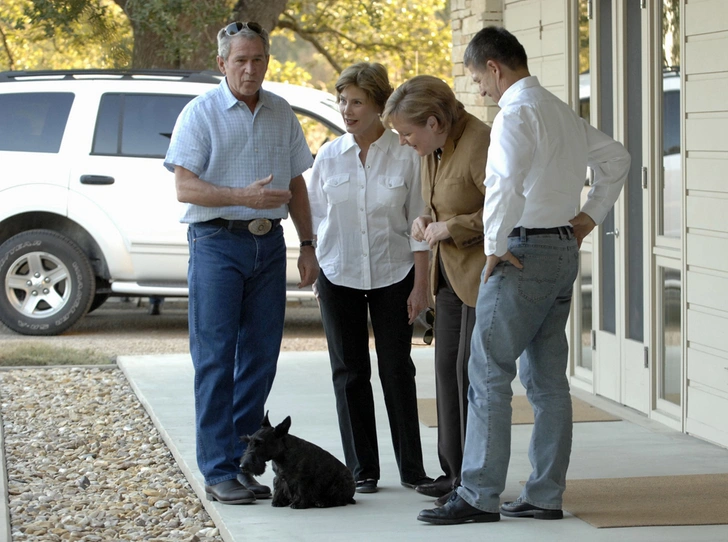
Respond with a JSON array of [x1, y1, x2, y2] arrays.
[[80, 175, 115, 185]]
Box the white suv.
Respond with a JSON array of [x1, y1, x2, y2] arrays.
[[0, 70, 343, 335]]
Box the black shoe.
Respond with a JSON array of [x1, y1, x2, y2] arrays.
[[355, 479, 378, 493], [434, 489, 454, 507], [418, 492, 500, 525], [500, 498, 563, 520], [402, 476, 434, 490], [237, 471, 272, 499], [415, 477, 452, 498], [205, 479, 256, 505]]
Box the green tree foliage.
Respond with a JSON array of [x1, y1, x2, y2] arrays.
[[3, 0, 452, 91], [0, 0, 131, 70], [279, 0, 452, 88], [662, 0, 679, 69], [578, 0, 589, 75]]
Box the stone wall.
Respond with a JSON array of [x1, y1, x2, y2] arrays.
[[450, 0, 503, 123]]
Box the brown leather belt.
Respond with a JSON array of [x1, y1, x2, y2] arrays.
[[201, 218, 281, 236]]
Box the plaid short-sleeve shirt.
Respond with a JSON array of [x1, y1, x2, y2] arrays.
[[164, 79, 313, 223]]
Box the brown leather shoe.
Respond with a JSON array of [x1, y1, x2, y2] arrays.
[[237, 471, 271, 499], [205, 479, 255, 504]]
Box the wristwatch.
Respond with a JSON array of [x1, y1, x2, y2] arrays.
[[300, 239, 316, 249]]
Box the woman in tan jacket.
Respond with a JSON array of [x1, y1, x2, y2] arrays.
[[383, 75, 491, 501]]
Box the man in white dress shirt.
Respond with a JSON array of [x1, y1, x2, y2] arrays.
[[418, 26, 630, 525]]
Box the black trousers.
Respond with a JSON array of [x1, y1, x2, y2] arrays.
[[433, 259, 475, 489], [317, 268, 427, 484]]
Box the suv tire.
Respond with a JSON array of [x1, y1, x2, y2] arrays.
[[0, 230, 95, 335]]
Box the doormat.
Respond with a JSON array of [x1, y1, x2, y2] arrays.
[[417, 395, 620, 428], [562, 473, 728, 528]]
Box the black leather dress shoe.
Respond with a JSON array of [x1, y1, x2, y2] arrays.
[[205, 479, 256, 505], [402, 476, 434, 489], [237, 471, 272, 499], [500, 498, 563, 520], [418, 493, 500, 525], [415, 478, 452, 498], [434, 489, 454, 507]]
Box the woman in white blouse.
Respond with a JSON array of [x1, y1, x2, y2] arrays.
[[308, 62, 432, 494]]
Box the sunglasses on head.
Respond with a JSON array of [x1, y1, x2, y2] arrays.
[[224, 21, 263, 36]]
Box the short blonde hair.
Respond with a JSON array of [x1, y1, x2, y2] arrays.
[[335, 63, 393, 112], [382, 75, 461, 133]]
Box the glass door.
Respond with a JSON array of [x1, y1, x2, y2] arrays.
[[577, 0, 649, 413]]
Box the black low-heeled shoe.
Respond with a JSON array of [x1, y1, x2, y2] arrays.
[[415, 478, 451, 498], [355, 479, 378, 493], [205, 479, 256, 505], [401, 476, 434, 490]]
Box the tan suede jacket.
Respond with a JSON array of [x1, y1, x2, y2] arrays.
[[421, 110, 491, 307]]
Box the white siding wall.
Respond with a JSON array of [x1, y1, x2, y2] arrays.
[[684, 0, 728, 449]]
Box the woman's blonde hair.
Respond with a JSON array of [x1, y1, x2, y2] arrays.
[[382, 75, 461, 133], [335, 62, 393, 112]]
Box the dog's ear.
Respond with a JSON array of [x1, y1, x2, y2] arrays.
[[261, 411, 271, 428], [240, 435, 251, 443], [274, 416, 292, 437]]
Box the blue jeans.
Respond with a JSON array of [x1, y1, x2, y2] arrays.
[[458, 231, 579, 512], [187, 222, 286, 485]]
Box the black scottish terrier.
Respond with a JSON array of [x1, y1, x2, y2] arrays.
[[240, 413, 356, 509]]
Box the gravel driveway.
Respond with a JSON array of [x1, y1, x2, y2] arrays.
[[0, 297, 328, 541], [0, 297, 328, 357], [1, 298, 431, 540]]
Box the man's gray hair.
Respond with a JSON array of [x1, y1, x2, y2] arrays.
[[217, 24, 270, 59]]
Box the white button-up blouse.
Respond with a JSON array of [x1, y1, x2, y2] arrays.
[[308, 130, 429, 290]]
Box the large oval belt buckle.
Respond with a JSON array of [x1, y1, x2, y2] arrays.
[[248, 218, 272, 236]]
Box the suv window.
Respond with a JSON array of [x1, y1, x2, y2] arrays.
[[0, 92, 74, 153], [93, 93, 193, 158], [294, 111, 340, 158]]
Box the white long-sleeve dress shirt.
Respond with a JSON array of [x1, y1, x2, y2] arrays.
[[308, 130, 428, 290], [484, 76, 630, 256]]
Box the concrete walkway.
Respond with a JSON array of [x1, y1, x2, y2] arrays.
[[118, 350, 728, 542]]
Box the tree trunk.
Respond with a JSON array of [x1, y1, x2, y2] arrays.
[[232, 0, 289, 32], [114, 0, 288, 70]]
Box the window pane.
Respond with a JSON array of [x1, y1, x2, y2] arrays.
[[93, 94, 122, 155], [121, 94, 193, 158], [0, 93, 74, 153], [294, 111, 341, 158], [660, 267, 681, 406], [661, 81, 681, 238], [626, 0, 643, 342], [579, 249, 593, 370], [660, 1, 681, 238], [578, 0, 590, 121]]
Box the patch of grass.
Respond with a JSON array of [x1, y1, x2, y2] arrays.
[[0, 343, 113, 367]]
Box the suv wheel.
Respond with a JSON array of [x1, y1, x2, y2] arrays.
[[0, 230, 95, 335]]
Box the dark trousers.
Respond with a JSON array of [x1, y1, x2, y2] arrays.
[[317, 268, 427, 484], [434, 260, 475, 489]]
